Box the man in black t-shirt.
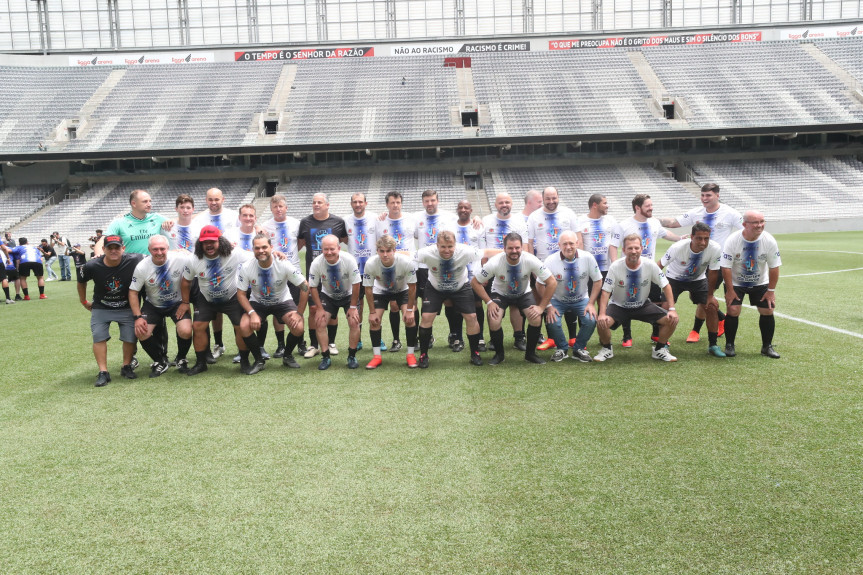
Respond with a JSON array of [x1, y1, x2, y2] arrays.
[[297, 193, 347, 358], [39, 239, 58, 281], [77, 235, 144, 387]]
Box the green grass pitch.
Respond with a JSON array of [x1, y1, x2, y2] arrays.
[[1, 231, 861, 573]]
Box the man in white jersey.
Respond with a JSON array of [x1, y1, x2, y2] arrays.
[[413, 189, 458, 339], [261, 193, 304, 357], [307, 235, 362, 370], [237, 234, 309, 369], [660, 222, 725, 357], [594, 234, 679, 362], [659, 182, 743, 343], [577, 193, 618, 277], [416, 231, 495, 368], [166, 194, 197, 252], [522, 189, 542, 225], [448, 199, 487, 353], [375, 191, 419, 352], [720, 210, 782, 358], [472, 232, 556, 365], [537, 231, 602, 363], [344, 192, 379, 354], [179, 225, 264, 376], [609, 194, 682, 347], [129, 235, 195, 377], [362, 235, 418, 369]]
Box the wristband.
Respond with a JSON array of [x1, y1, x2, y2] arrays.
[[133, 315, 143, 320], [668, 307, 676, 311], [485, 300, 493, 306], [247, 309, 256, 315], [546, 304, 553, 309], [181, 300, 190, 304], [406, 308, 414, 312], [767, 288, 775, 292], [350, 306, 358, 309]]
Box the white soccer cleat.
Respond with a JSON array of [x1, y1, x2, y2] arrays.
[[303, 346, 320, 359], [212, 345, 226, 359], [651, 345, 678, 362], [328, 343, 339, 356], [593, 347, 614, 362]]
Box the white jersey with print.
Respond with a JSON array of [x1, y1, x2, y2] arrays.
[[362, 253, 417, 294], [345, 214, 377, 275], [481, 214, 528, 250], [576, 214, 618, 272], [190, 208, 240, 240], [237, 258, 306, 305], [527, 206, 580, 260], [261, 217, 301, 267], [720, 230, 781, 287], [676, 204, 743, 247], [612, 217, 669, 260], [478, 252, 551, 297], [225, 228, 256, 253], [455, 222, 484, 279], [166, 223, 195, 252], [376, 215, 418, 257], [539, 250, 602, 303], [661, 238, 722, 282], [603, 257, 669, 309], [130, 251, 194, 309], [415, 243, 480, 292], [414, 210, 457, 269], [308, 252, 362, 300], [183, 249, 253, 304]]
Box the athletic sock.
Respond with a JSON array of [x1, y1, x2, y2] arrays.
[[526, 324, 541, 354], [389, 310, 401, 341], [717, 309, 726, 321], [654, 340, 667, 351], [445, 307, 462, 340], [513, 329, 525, 343], [22, 288, 28, 297], [177, 336, 192, 360], [309, 329, 319, 348], [759, 314, 775, 347], [322, 349, 331, 359], [239, 350, 250, 363], [693, 318, 705, 333], [139, 335, 164, 363], [38, 285, 44, 295], [707, 332, 718, 347], [257, 319, 269, 348], [419, 326, 433, 354], [622, 319, 632, 340], [242, 335, 262, 362], [467, 333, 480, 354], [724, 315, 739, 346], [564, 311, 578, 340], [285, 333, 300, 354], [406, 325, 419, 349], [371, 328, 382, 355], [195, 350, 208, 365], [651, 323, 660, 339], [348, 347, 357, 359], [3, 287, 9, 299], [490, 328, 505, 357], [475, 306, 485, 339], [214, 330, 224, 347], [275, 329, 285, 348], [327, 324, 337, 345]]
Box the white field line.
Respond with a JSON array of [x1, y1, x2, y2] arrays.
[[779, 250, 863, 277], [742, 306, 863, 339], [783, 267, 863, 278]]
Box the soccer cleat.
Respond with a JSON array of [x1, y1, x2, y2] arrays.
[[451, 339, 465, 353], [328, 343, 339, 356], [708, 345, 727, 358], [418, 353, 429, 369], [260, 347, 271, 360], [176, 359, 189, 373], [487, 341, 496, 352], [724, 344, 736, 357], [525, 354, 546, 365], [761, 345, 781, 359], [379, 340, 386, 351], [149, 360, 170, 378], [245, 360, 266, 375], [297, 341, 309, 355], [428, 335, 435, 349], [651, 345, 678, 362], [536, 339, 556, 351], [356, 340, 363, 351], [94, 371, 111, 387], [477, 339, 487, 352], [14, 294, 22, 301], [186, 362, 208, 376], [273, 346, 286, 358], [469, 352, 483, 366], [366, 355, 383, 370], [232, 354, 242, 364], [211, 345, 226, 359], [5, 299, 14, 304], [282, 354, 301, 368], [488, 354, 505, 366], [550, 349, 567, 362], [120, 364, 138, 379], [23, 295, 31, 300], [39, 294, 47, 299], [686, 330, 701, 343], [572, 348, 593, 363], [318, 356, 332, 370], [593, 347, 614, 362], [389, 340, 402, 353], [621, 338, 633, 348], [447, 333, 457, 347], [346, 356, 359, 369], [129, 356, 139, 370], [717, 320, 725, 338], [303, 346, 320, 359], [568, 338, 577, 348], [513, 339, 527, 352], [406, 353, 418, 368], [206, 351, 217, 365]]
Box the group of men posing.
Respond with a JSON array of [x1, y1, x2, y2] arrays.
[[76, 182, 781, 387], [0, 231, 86, 303]]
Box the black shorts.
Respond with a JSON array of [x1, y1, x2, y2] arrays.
[[730, 284, 772, 308], [648, 282, 662, 303], [142, 300, 191, 324], [605, 302, 668, 329], [587, 270, 608, 296], [422, 283, 476, 315], [251, 299, 298, 321], [320, 293, 353, 317], [668, 278, 708, 306], [18, 262, 44, 277], [193, 295, 245, 326], [416, 268, 429, 299], [373, 290, 408, 310], [4, 267, 18, 281], [0, 266, 5, 282], [490, 291, 536, 316]]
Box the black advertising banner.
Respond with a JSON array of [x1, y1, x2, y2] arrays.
[[457, 41, 531, 53]]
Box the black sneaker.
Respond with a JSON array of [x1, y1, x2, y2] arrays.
[[489, 354, 505, 366], [176, 359, 189, 373], [206, 351, 218, 365], [246, 360, 266, 375], [273, 346, 286, 358], [282, 354, 301, 368], [451, 339, 465, 353], [260, 347, 271, 360], [447, 333, 456, 348], [388, 340, 402, 353], [477, 339, 487, 352], [186, 362, 208, 376], [724, 344, 736, 357], [14, 294, 22, 301], [129, 356, 139, 370], [487, 341, 496, 352], [297, 340, 309, 355], [149, 360, 170, 378], [418, 353, 429, 369], [761, 345, 780, 359], [469, 353, 482, 366], [525, 354, 546, 365], [428, 336, 435, 349], [120, 364, 138, 379], [95, 371, 111, 387], [513, 339, 527, 352]]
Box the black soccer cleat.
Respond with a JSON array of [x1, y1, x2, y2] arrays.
[[513, 339, 527, 352], [120, 364, 138, 379], [724, 344, 736, 357], [761, 345, 780, 359], [245, 360, 266, 375], [469, 353, 482, 366], [149, 360, 170, 378], [273, 346, 286, 358], [282, 354, 301, 369], [488, 354, 505, 366], [94, 371, 111, 387], [524, 354, 546, 365], [186, 362, 208, 376], [418, 353, 429, 369]]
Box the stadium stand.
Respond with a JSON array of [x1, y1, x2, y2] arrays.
[[816, 38, 863, 85], [0, 185, 57, 231]]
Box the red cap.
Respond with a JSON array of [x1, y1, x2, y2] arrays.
[[198, 225, 222, 242]]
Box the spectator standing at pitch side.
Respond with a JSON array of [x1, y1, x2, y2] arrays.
[[51, 232, 74, 281], [39, 239, 58, 281]]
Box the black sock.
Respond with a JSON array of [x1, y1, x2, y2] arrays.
[[276, 330, 285, 348], [717, 309, 726, 321], [565, 311, 578, 340], [285, 333, 300, 354], [413, 308, 420, 328], [419, 326, 433, 354], [724, 315, 739, 345], [526, 324, 541, 355], [759, 314, 775, 347], [348, 347, 357, 359], [177, 336, 192, 361], [406, 325, 419, 348], [655, 340, 667, 351], [693, 318, 705, 333], [257, 319, 269, 348], [389, 311, 401, 341], [214, 330, 224, 347], [205, 325, 212, 349], [242, 335, 262, 361], [651, 323, 660, 338], [327, 324, 337, 346], [513, 329, 525, 342], [490, 328, 505, 356], [3, 287, 9, 299], [195, 350, 207, 365], [322, 349, 331, 359], [139, 335, 164, 363], [38, 285, 44, 295], [445, 307, 462, 340], [475, 307, 485, 339], [371, 329, 382, 349], [622, 319, 632, 340], [22, 288, 28, 296], [467, 333, 480, 354], [708, 332, 718, 347], [309, 328, 318, 348]]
